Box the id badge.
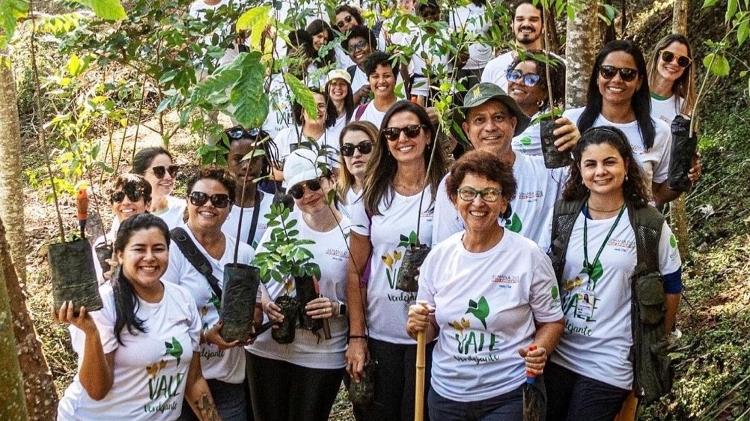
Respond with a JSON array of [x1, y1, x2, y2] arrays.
[[575, 290, 596, 319]]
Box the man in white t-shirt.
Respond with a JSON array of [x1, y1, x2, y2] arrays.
[[433, 83, 579, 251], [482, 1, 563, 91]]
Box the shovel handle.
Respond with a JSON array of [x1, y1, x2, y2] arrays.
[[415, 329, 426, 421]]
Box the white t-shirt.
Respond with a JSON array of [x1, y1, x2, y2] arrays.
[[481, 51, 514, 91], [220, 192, 273, 248], [161, 226, 254, 384], [59, 282, 201, 421], [355, 100, 395, 129], [564, 107, 672, 191], [249, 213, 351, 369], [410, 28, 450, 98], [337, 188, 361, 220], [152, 196, 187, 229], [449, 4, 493, 70], [650, 94, 683, 126], [351, 66, 369, 93], [419, 231, 563, 402], [432, 153, 565, 252], [551, 209, 681, 390], [511, 113, 543, 156], [349, 187, 434, 344], [274, 126, 340, 173], [336, 45, 355, 69], [263, 73, 293, 139]]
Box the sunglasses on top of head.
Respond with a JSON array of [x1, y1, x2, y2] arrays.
[[336, 15, 353, 29], [150, 165, 180, 179], [110, 189, 144, 204], [598, 65, 639, 82], [288, 179, 322, 200], [340, 141, 374, 157], [506, 69, 542, 87], [189, 191, 232, 208], [382, 124, 428, 141], [660, 50, 692, 68], [225, 126, 267, 141]]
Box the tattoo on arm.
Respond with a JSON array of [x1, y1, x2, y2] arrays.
[[195, 393, 220, 421]]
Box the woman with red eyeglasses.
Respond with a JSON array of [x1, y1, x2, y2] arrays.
[[346, 101, 448, 421], [564, 40, 679, 206], [162, 168, 255, 421], [132, 147, 186, 229], [336, 120, 379, 219]]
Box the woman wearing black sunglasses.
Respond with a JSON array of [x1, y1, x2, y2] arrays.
[[336, 121, 379, 219], [563, 40, 677, 206], [132, 147, 186, 229], [648, 34, 697, 126], [162, 168, 255, 421], [346, 101, 448, 421]]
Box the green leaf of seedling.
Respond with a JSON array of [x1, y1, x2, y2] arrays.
[[71, 0, 126, 21], [241, 149, 266, 162], [326, 189, 337, 206], [702, 0, 719, 8], [726, 0, 738, 22], [283, 73, 317, 122], [409, 231, 418, 245], [236, 5, 272, 50], [703, 53, 730, 77], [737, 20, 749, 46], [230, 52, 269, 128], [285, 219, 297, 229], [287, 229, 299, 237], [0, 0, 29, 48]]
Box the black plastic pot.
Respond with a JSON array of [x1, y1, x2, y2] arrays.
[[540, 119, 572, 169], [271, 295, 299, 344], [48, 239, 102, 315], [348, 358, 377, 406], [294, 274, 323, 331], [395, 244, 431, 292], [668, 115, 698, 193], [221, 263, 261, 343], [94, 243, 113, 275]]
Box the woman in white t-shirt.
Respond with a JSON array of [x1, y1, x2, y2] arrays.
[[57, 213, 220, 421], [326, 68, 356, 127], [354, 51, 400, 129], [563, 40, 679, 206], [545, 127, 682, 420], [161, 168, 255, 421], [347, 101, 448, 421], [336, 121, 379, 219], [132, 147, 186, 229], [407, 150, 564, 419], [247, 149, 351, 421]]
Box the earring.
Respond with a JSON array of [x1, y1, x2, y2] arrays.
[[625, 175, 629, 181]]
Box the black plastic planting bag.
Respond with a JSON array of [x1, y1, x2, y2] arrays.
[[221, 263, 261, 342], [271, 295, 298, 344], [669, 115, 698, 192], [348, 359, 377, 406], [48, 239, 102, 315], [395, 244, 431, 292], [94, 243, 113, 275], [540, 119, 572, 169], [294, 274, 323, 331]]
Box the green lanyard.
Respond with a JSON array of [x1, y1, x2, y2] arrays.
[[582, 203, 625, 290]]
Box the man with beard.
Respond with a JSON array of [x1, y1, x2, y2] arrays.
[[482, 1, 562, 91], [432, 83, 579, 251]]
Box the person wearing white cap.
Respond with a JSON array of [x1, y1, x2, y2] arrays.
[[247, 148, 352, 421], [325, 69, 356, 139]]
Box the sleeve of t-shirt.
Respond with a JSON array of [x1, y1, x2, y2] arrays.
[[90, 284, 118, 354], [348, 197, 371, 237], [162, 245, 184, 285], [416, 249, 438, 308], [528, 247, 564, 323], [431, 176, 464, 246], [658, 221, 682, 281], [480, 60, 496, 83], [651, 120, 672, 184]]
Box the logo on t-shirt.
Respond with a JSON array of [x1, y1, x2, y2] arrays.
[[143, 337, 186, 414], [504, 213, 523, 233], [164, 337, 184, 367], [449, 296, 500, 362]]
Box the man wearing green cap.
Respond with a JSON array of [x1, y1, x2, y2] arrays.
[[432, 82, 579, 250]]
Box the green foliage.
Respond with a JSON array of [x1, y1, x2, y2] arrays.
[[253, 203, 321, 286], [283, 73, 317, 120], [398, 231, 419, 248], [0, 0, 28, 48], [71, 0, 126, 21]]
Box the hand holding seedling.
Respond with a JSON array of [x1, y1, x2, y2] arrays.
[[54, 301, 98, 335], [305, 296, 335, 319], [346, 339, 369, 382], [406, 301, 434, 340], [688, 152, 702, 183], [552, 116, 580, 152], [518, 344, 548, 377], [262, 300, 284, 323], [203, 320, 240, 350]]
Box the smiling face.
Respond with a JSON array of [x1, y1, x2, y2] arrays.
[[513, 4, 543, 46], [454, 173, 508, 233], [462, 100, 517, 157], [187, 179, 232, 232], [385, 111, 430, 165], [336, 11, 357, 32], [293, 176, 334, 216], [112, 189, 149, 222], [303, 92, 328, 125], [342, 129, 374, 180], [328, 79, 349, 102], [117, 227, 169, 292], [347, 36, 372, 65], [580, 142, 628, 198], [507, 61, 546, 113], [227, 138, 264, 194], [369, 63, 396, 99], [597, 51, 642, 108], [143, 153, 175, 199], [657, 41, 690, 85], [312, 31, 328, 51]]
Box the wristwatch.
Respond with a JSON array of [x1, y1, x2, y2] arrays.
[[338, 302, 347, 317]]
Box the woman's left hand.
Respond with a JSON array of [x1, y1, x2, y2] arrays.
[[553, 116, 581, 152], [305, 297, 336, 319], [518, 345, 548, 376]]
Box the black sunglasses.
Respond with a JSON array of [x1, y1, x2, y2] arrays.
[[150, 165, 180, 179], [225, 126, 268, 141], [382, 124, 428, 141], [660, 50, 691, 68], [336, 15, 353, 29], [189, 191, 232, 208], [288, 179, 322, 200], [110, 189, 144, 204], [340, 141, 374, 157], [598, 65, 639, 82], [506, 69, 541, 87]]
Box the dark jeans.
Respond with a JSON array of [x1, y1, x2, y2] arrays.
[[246, 351, 344, 421], [545, 361, 630, 421], [177, 378, 248, 421], [351, 337, 435, 421], [428, 384, 525, 421]]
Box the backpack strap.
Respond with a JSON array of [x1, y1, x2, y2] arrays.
[[354, 103, 368, 121], [347, 64, 357, 80], [548, 198, 586, 284], [169, 227, 223, 298], [246, 190, 263, 247]]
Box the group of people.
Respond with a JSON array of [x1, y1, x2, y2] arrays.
[[55, 1, 703, 420]]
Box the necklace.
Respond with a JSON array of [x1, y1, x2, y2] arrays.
[[587, 204, 624, 213]]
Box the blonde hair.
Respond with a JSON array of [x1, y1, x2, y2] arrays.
[[647, 34, 697, 116], [336, 121, 379, 204]]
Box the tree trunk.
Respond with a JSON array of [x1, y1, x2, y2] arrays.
[[0, 55, 59, 421], [543, 7, 561, 54], [670, 0, 691, 260], [0, 217, 29, 421], [565, 0, 600, 108]]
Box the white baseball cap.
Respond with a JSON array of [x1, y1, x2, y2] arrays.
[[283, 148, 328, 188], [326, 68, 352, 85]]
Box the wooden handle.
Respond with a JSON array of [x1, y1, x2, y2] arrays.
[[415, 329, 426, 421]]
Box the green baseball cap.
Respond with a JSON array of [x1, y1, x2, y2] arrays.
[[459, 82, 531, 136]]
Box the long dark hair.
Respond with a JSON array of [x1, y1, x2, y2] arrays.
[[577, 40, 656, 150], [306, 19, 337, 67], [363, 101, 447, 216], [132, 147, 173, 175], [563, 126, 651, 208], [112, 213, 170, 344], [325, 78, 355, 122]]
